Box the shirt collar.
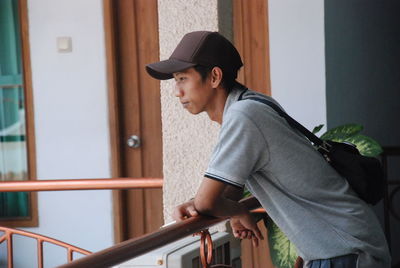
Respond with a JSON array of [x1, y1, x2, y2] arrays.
[[222, 86, 248, 120]]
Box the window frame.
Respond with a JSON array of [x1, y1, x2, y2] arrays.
[[0, 0, 38, 227]]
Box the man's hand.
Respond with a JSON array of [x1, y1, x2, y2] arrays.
[[230, 212, 264, 247], [172, 200, 199, 221]]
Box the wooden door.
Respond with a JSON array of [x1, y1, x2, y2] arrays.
[[104, 0, 163, 242]]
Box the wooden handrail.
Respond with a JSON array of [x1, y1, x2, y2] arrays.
[[0, 178, 163, 192], [57, 197, 262, 268]]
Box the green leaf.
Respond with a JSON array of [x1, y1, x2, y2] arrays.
[[343, 134, 383, 157], [315, 123, 383, 156], [264, 218, 297, 268], [312, 124, 324, 134], [320, 124, 363, 141]]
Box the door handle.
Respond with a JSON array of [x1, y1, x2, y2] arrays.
[[127, 135, 141, 148]]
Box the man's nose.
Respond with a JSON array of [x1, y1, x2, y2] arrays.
[[174, 85, 183, 97]]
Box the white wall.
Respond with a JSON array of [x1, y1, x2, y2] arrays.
[[16, 0, 113, 266], [269, 0, 327, 130]]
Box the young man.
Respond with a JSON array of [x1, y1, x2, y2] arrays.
[[146, 31, 391, 268]]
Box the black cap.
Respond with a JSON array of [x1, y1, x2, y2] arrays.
[[146, 31, 243, 80]]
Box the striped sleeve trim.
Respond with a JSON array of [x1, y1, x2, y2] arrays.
[[204, 172, 244, 189]]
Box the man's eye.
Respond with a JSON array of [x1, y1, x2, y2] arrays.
[[179, 77, 186, 81]]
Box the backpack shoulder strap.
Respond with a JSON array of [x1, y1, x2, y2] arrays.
[[239, 93, 324, 147]]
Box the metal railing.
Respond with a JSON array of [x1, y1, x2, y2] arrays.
[[0, 178, 163, 192], [0, 178, 163, 268], [0, 226, 92, 268], [58, 196, 262, 268], [0, 177, 262, 268]]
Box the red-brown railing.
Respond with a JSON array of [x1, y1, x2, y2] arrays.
[[57, 197, 262, 268], [0, 178, 163, 268], [0, 178, 163, 192], [0, 226, 92, 268], [0, 178, 264, 268]]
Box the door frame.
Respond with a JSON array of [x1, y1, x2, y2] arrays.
[[103, 0, 123, 242], [233, 0, 271, 96]]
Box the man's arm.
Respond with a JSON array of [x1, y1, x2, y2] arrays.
[[172, 178, 263, 246], [172, 178, 242, 221], [195, 178, 263, 246], [222, 183, 244, 201], [193, 178, 246, 217]]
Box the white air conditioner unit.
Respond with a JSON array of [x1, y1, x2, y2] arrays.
[[114, 231, 241, 268]]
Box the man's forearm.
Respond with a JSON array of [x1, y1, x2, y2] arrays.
[[193, 178, 249, 218], [194, 195, 249, 218]]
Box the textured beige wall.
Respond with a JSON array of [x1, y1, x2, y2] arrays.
[[158, 0, 220, 223]]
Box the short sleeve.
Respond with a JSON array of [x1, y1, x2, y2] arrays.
[[205, 108, 269, 188]]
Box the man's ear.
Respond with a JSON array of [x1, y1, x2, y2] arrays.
[[210, 67, 223, 88]]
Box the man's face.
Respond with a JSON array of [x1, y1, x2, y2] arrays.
[[173, 67, 214, 115]]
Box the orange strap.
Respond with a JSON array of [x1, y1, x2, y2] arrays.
[[199, 230, 213, 268], [198, 229, 235, 268]]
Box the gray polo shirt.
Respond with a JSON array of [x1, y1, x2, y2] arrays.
[[205, 88, 391, 267]]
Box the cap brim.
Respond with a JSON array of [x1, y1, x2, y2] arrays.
[[146, 59, 196, 80]]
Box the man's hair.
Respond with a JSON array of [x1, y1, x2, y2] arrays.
[[194, 65, 240, 93]]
